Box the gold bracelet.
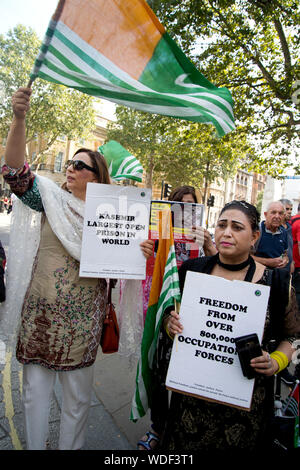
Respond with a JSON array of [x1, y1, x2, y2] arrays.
[[270, 351, 289, 374]]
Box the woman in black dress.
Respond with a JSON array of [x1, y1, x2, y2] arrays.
[[159, 200, 300, 451]]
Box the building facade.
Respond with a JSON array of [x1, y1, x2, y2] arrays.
[[184, 170, 266, 230], [0, 110, 112, 195], [262, 175, 300, 216]]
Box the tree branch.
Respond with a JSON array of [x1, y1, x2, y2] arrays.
[[273, 18, 292, 74], [207, 0, 286, 100], [255, 116, 300, 135]]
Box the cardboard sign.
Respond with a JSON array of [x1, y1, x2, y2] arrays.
[[80, 183, 151, 279], [166, 271, 270, 411]]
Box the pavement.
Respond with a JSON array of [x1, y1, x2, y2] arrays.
[[0, 211, 151, 451]]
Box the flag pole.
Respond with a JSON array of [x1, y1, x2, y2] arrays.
[[175, 299, 179, 351], [27, 0, 65, 90]]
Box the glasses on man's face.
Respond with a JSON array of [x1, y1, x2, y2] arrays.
[[65, 159, 98, 174]]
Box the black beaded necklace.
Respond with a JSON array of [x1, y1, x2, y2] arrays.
[[202, 254, 256, 283], [214, 253, 256, 282]]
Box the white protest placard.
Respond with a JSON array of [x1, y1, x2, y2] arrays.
[[166, 271, 270, 410], [80, 183, 151, 279]]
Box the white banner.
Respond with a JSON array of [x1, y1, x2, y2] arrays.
[[80, 183, 151, 279], [166, 271, 270, 410]]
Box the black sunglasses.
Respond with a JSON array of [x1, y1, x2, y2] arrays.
[[65, 159, 98, 174]]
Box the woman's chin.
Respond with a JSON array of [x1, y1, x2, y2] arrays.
[[218, 246, 234, 256]]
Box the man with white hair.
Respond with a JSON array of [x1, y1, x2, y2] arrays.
[[253, 201, 289, 269], [279, 198, 294, 272], [279, 198, 293, 226]]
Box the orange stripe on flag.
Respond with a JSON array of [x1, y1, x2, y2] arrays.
[[59, 0, 164, 79], [148, 210, 173, 306]]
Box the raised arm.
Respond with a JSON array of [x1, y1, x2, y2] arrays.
[[2, 87, 43, 212], [5, 87, 31, 169]]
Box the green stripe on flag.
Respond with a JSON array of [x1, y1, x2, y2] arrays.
[[99, 141, 144, 182], [131, 243, 180, 421], [140, 32, 214, 93]]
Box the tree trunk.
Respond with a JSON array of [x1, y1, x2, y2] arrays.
[[145, 155, 154, 188], [202, 161, 210, 204]]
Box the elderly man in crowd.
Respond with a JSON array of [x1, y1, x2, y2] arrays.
[[254, 200, 297, 386], [253, 201, 289, 269]]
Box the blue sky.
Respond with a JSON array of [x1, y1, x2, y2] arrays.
[[0, 0, 59, 38]]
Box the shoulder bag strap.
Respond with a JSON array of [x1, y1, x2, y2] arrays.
[[108, 280, 112, 305]]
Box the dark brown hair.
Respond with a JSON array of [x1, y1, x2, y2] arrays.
[[62, 147, 111, 191], [168, 185, 198, 203]]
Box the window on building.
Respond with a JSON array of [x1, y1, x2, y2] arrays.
[[54, 152, 64, 172]]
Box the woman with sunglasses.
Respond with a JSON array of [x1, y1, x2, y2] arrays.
[[0, 87, 153, 450]]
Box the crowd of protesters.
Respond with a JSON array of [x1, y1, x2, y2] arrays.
[[0, 87, 299, 452]]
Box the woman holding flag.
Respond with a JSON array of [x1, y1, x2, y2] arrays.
[[159, 200, 300, 451], [0, 87, 153, 450]]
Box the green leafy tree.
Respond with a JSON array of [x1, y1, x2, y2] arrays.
[[148, 0, 300, 175], [0, 25, 96, 163], [178, 123, 252, 203], [256, 190, 264, 215], [107, 107, 175, 188]]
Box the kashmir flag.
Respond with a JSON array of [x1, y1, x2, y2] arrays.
[[29, 0, 235, 137], [98, 140, 143, 182], [130, 210, 181, 420]]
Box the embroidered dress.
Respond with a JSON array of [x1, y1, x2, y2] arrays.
[[3, 166, 107, 371]]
